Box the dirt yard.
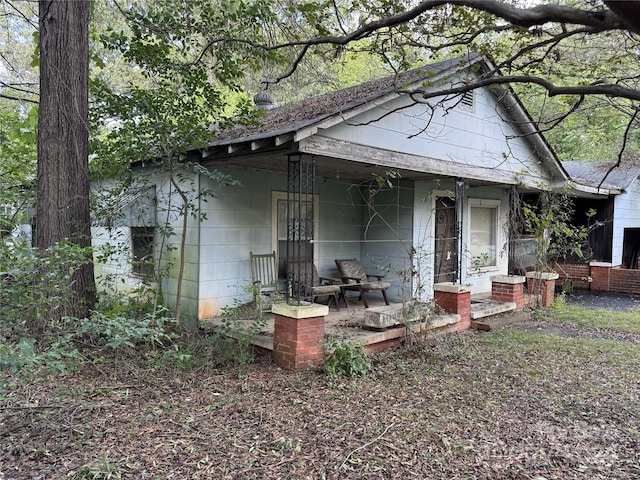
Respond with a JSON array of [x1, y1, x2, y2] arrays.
[[2, 314, 640, 479]]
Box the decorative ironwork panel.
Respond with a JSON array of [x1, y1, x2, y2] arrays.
[[454, 179, 465, 283], [286, 153, 315, 305]]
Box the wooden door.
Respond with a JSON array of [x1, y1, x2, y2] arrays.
[[434, 196, 458, 283]]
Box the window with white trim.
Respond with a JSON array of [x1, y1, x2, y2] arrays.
[[468, 198, 499, 270]]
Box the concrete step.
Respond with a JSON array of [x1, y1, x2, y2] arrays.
[[470, 299, 516, 320], [471, 311, 531, 331]]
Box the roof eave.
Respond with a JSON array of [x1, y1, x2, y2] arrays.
[[569, 181, 620, 197]]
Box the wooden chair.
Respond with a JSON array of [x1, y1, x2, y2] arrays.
[[335, 258, 390, 308], [250, 251, 284, 306], [288, 261, 344, 310]]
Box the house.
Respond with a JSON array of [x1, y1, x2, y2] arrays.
[[554, 160, 640, 294], [92, 55, 588, 326]]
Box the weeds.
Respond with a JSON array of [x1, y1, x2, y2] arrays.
[[322, 336, 372, 378], [212, 291, 270, 369], [68, 456, 123, 480]]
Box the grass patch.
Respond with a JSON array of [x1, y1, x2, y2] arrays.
[[539, 294, 640, 334]]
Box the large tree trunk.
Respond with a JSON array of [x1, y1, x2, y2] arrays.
[[36, 0, 95, 319]]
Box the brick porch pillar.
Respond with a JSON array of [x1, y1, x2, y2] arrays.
[[526, 272, 559, 307], [271, 303, 328, 371], [433, 283, 471, 331], [491, 275, 526, 311], [589, 262, 612, 293]]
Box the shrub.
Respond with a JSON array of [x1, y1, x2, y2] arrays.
[[0, 238, 91, 336], [322, 336, 372, 378], [212, 293, 269, 368]]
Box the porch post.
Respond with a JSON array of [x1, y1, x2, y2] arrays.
[[271, 303, 327, 371], [454, 179, 465, 283], [433, 282, 471, 331]]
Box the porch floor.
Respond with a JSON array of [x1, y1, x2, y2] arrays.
[[202, 292, 530, 353]]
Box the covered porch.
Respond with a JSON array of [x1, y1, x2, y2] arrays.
[[203, 273, 550, 370]]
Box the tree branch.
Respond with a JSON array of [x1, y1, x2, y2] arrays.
[[598, 110, 640, 189], [449, 0, 631, 33], [405, 75, 640, 103], [0, 92, 38, 104], [0, 80, 38, 97], [194, 1, 634, 84]]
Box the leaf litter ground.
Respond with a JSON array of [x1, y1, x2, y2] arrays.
[[2, 315, 640, 479]]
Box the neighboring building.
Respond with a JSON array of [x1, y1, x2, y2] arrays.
[[563, 160, 640, 267], [93, 55, 620, 324]]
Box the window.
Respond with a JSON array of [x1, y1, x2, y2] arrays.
[[272, 192, 319, 278], [0, 205, 13, 217], [131, 227, 155, 277], [468, 198, 499, 270]]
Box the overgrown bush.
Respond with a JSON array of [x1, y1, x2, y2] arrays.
[[322, 336, 372, 378], [0, 336, 80, 375], [0, 239, 91, 335], [0, 238, 181, 375], [144, 285, 272, 373], [0, 238, 269, 377], [76, 309, 177, 351]]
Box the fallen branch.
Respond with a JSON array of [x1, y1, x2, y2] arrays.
[[0, 405, 62, 411], [340, 422, 395, 470]]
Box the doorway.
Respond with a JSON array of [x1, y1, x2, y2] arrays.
[[434, 196, 458, 283]]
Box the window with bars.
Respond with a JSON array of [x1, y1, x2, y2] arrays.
[[131, 226, 155, 277]]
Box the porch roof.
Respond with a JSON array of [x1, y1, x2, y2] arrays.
[[563, 160, 639, 194], [196, 55, 569, 190]]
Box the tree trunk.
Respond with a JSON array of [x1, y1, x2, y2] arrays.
[[36, 0, 95, 318]]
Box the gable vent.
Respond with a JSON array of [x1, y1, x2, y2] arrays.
[[460, 90, 475, 110]]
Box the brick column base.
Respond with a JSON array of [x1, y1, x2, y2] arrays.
[[491, 275, 526, 311], [590, 262, 612, 293], [526, 272, 559, 307], [271, 303, 328, 371], [434, 283, 471, 331]]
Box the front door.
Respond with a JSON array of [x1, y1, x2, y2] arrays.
[[434, 196, 458, 283]]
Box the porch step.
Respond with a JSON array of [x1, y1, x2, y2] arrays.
[[471, 311, 531, 331], [470, 299, 516, 320]]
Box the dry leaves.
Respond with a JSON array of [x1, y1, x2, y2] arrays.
[[2, 319, 640, 479]]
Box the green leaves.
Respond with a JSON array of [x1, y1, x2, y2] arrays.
[[322, 336, 372, 378], [90, 0, 277, 178], [520, 192, 593, 270]]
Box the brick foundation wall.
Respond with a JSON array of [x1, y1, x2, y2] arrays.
[[610, 267, 640, 295], [555, 262, 640, 296], [553, 264, 592, 290], [365, 338, 403, 355]]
